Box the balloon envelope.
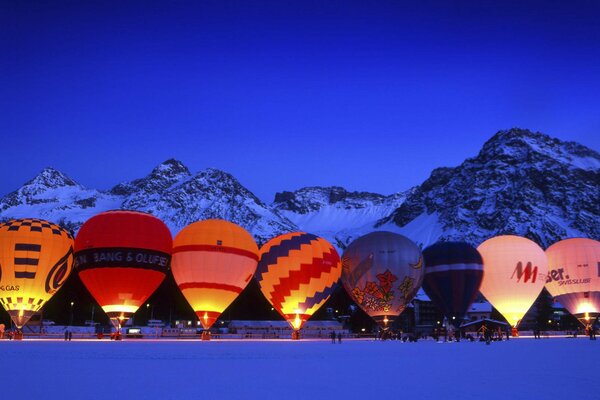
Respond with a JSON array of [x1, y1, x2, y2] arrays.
[[171, 219, 259, 329], [545, 238, 600, 326], [0, 218, 74, 328], [477, 235, 548, 327], [74, 210, 172, 328], [341, 231, 424, 329], [422, 241, 484, 327], [256, 232, 341, 331]]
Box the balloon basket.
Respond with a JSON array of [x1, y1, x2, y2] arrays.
[[511, 327, 519, 337], [291, 330, 300, 340], [14, 331, 23, 340], [201, 331, 211, 341]]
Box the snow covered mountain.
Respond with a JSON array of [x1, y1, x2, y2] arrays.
[[0, 129, 597, 249], [0, 160, 295, 244], [0, 167, 121, 230], [377, 128, 600, 248]]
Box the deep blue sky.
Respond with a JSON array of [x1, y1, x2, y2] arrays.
[[1, 0, 599, 202]]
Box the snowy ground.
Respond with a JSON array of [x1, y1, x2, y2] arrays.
[[0, 338, 597, 400]]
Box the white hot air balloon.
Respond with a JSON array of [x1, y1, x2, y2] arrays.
[[478, 235, 548, 333], [545, 238, 600, 327]]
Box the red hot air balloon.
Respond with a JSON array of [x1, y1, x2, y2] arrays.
[[74, 211, 172, 331]]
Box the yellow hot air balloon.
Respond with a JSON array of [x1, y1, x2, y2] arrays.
[[0, 218, 74, 330], [171, 220, 259, 339], [477, 235, 548, 331], [545, 238, 600, 326]]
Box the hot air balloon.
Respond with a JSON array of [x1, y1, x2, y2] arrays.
[[74, 211, 172, 333], [171, 219, 259, 339], [545, 238, 600, 327], [422, 241, 484, 328], [0, 218, 74, 332], [341, 231, 423, 330], [256, 232, 341, 339], [477, 235, 548, 333]]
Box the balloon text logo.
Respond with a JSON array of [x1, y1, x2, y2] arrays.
[[510, 262, 540, 283]]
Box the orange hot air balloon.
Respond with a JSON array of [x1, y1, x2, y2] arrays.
[[0, 218, 74, 330], [74, 211, 172, 330], [478, 235, 548, 330], [256, 232, 341, 338], [171, 220, 259, 336], [545, 238, 600, 326]]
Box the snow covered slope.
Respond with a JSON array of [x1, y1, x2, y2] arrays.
[[272, 186, 413, 248]]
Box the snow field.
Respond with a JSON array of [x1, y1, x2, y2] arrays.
[[0, 338, 597, 400]]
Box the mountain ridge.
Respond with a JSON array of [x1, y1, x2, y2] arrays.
[[0, 128, 598, 249]]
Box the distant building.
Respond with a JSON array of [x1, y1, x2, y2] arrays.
[[411, 290, 444, 334], [228, 320, 348, 339], [466, 302, 492, 321]]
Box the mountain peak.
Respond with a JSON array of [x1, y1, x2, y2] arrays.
[[477, 128, 600, 171], [110, 159, 192, 196], [26, 167, 80, 189], [151, 158, 191, 177]]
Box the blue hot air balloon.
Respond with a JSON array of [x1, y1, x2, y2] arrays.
[[422, 241, 484, 328]]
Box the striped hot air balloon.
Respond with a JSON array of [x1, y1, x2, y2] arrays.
[[256, 232, 341, 338], [422, 241, 484, 328], [0, 218, 74, 331], [171, 219, 259, 338], [74, 210, 172, 331]]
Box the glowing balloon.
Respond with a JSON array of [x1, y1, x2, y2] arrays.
[[171, 219, 259, 331], [341, 231, 423, 329], [545, 238, 600, 326], [477, 235, 548, 327], [74, 211, 172, 329], [422, 241, 484, 327], [0, 218, 74, 328], [256, 232, 341, 336]]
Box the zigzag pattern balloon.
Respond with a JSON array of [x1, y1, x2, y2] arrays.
[[256, 232, 341, 332]]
